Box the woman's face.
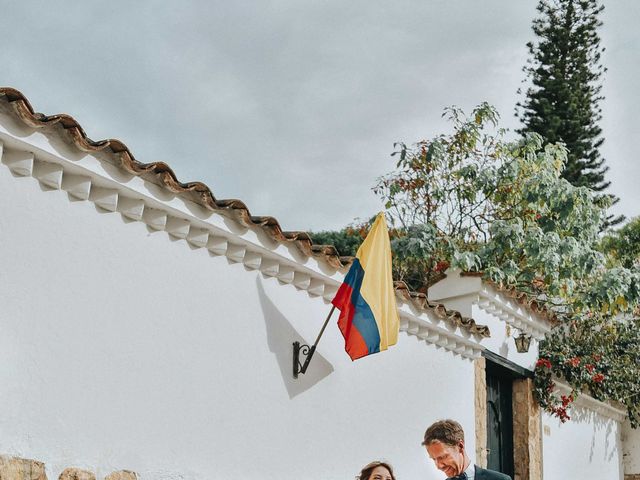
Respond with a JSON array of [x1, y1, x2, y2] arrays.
[[368, 466, 393, 480]]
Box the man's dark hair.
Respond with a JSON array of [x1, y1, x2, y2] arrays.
[[422, 419, 465, 447]]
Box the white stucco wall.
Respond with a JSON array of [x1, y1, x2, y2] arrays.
[[0, 161, 476, 479], [623, 419, 640, 475], [542, 409, 623, 480]]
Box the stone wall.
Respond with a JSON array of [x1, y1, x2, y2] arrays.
[[512, 378, 542, 480], [474, 356, 488, 468], [0, 456, 136, 480], [474, 360, 543, 480]]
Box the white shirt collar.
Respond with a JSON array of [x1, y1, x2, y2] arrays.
[[463, 463, 475, 480]]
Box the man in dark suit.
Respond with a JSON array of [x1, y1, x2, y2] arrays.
[[422, 419, 511, 480]]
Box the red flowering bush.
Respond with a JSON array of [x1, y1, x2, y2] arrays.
[[567, 357, 581, 367], [536, 358, 552, 369], [534, 313, 640, 427]]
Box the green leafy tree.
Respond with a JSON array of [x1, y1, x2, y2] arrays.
[[376, 103, 608, 300], [309, 217, 376, 258], [309, 228, 362, 258], [601, 217, 640, 269], [376, 103, 640, 424], [517, 0, 622, 225]]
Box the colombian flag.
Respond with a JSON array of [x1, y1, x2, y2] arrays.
[[331, 213, 400, 360]]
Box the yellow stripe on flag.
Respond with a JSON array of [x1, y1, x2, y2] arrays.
[[356, 212, 399, 350]]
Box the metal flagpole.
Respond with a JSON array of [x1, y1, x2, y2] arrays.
[[292, 305, 336, 378]]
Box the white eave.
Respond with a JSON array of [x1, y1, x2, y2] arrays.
[[429, 269, 553, 340], [477, 283, 552, 340]]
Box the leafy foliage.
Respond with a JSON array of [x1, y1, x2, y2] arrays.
[[375, 103, 640, 424], [375, 103, 608, 300], [601, 217, 640, 269], [534, 314, 640, 427], [309, 219, 372, 257]]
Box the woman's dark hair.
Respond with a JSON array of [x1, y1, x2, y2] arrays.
[[357, 461, 396, 480]]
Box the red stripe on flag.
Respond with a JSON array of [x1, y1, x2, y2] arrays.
[[339, 315, 370, 360], [332, 283, 370, 360]]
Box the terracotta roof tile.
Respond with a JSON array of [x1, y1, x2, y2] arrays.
[[0, 87, 338, 262], [0, 86, 490, 338]]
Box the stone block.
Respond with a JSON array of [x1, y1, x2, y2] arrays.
[[474, 356, 488, 468], [58, 469, 94, 480], [104, 472, 137, 480], [512, 378, 542, 480], [0, 455, 47, 480]]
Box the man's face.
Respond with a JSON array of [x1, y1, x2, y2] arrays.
[[426, 440, 466, 477]]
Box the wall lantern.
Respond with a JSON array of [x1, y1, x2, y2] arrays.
[[514, 332, 532, 353]]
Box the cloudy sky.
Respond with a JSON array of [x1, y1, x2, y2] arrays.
[[2, 1, 638, 231]]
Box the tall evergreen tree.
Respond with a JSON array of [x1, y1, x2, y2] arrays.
[[518, 0, 620, 224]]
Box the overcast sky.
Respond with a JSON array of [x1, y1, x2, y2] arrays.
[[2, 1, 638, 231]]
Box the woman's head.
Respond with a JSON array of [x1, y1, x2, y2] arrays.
[[357, 461, 395, 480]]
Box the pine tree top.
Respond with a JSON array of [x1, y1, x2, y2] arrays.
[[517, 0, 622, 226]]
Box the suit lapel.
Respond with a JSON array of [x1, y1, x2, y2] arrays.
[[474, 465, 486, 480]]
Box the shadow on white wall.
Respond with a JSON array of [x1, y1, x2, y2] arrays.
[[256, 275, 333, 398], [570, 405, 620, 464]]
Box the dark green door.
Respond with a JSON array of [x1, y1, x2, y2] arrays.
[[486, 363, 514, 478]]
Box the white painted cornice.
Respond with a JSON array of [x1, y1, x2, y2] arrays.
[[429, 270, 553, 340], [0, 122, 485, 360], [397, 301, 484, 360], [476, 283, 552, 340]]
